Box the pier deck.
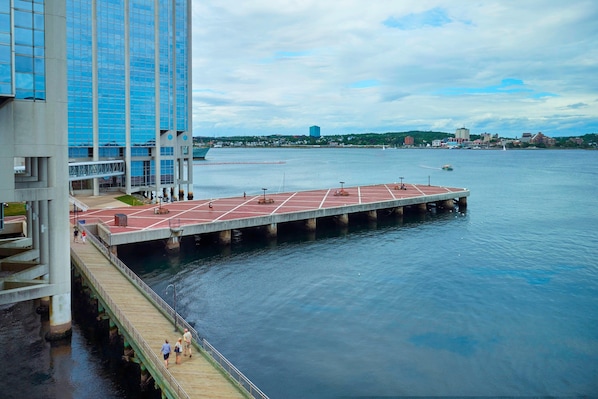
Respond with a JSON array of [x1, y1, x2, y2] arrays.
[[71, 239, 250, 399], [72, 182, 469, 246]]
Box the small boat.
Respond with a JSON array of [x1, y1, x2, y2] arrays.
[[193, 146, 210, 160], [442, 164, 453, 171]]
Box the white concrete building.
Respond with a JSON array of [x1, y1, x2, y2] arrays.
[[0, 0, 72, 339]]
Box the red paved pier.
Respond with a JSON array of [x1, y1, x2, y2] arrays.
[[72, 183, 469, 247]]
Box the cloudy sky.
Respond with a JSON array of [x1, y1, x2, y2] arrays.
[[191, 1, 598, 137]]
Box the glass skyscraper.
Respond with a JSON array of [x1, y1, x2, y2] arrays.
[[66, 0, 193, 200]]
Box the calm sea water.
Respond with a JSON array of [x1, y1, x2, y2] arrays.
[[3, 148, 598, 398]]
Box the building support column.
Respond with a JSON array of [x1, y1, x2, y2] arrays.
[[218, 230, 231, 245], [336, 213, 349, 226], [417, 203, 428, 213], [304, 218, 316, 231], [265, 223, 277, 238], [367, 210, 377, 222], [458, 197, 467, 209], [395, 206, 404, 216]]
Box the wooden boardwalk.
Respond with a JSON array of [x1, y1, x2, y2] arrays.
[[70, 234, 249, 399]]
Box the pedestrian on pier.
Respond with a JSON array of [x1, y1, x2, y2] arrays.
[[161, 339, 172, 368], [73, 228, 79, 243], [183, 328, 192, 358], [174, 338, 183, 364], [81, 230, 87, 244]]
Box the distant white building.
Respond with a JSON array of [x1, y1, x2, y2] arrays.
[[455, 127, 470, 140]]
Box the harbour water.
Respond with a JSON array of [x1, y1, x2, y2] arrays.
[[3, 147, 598, 398]]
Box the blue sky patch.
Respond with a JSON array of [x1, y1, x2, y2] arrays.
[[349, 79, 380, 89], [435, 78, 556, 98], [383, 7, 451, 30]]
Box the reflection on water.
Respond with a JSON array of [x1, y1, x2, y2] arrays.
[[0, 301, 127, 399]]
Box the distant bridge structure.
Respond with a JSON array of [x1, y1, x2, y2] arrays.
[[69, 160, 125, 181]]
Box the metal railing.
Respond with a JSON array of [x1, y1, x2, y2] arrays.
[[71, 248, 189, 399], [74, 222, 269, 399]]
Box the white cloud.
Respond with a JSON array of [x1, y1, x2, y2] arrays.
[[192, 0, 598, 137]]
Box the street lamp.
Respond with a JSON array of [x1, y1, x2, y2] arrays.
[[399, 176, 404, 185], [262, 188, 267, 202], [340, 181, 345, 191], [158, 195, 163, 212], [165, 283, 177, 331]]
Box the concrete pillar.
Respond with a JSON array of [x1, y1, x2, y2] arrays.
[[367, 210, 377, 222], [336, 213, 349, 226], [166, 228, 183, 251], [165, 236, 180, 251], [218, 229, 231, 245], [446, 199, 455, 209], [110, 245, 118, 256], [265, 223, 277, 238], [417, 203, 428, 213], [305, 218, 316, 231], [458, 197, 468, 209], [395, 206, 404, 216]]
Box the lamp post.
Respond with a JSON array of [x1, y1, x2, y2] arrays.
[[399, 176, 404, 186], [340, 181, 345, 191], [165, 283, 177, 331], [158, 195, 163, 212], [262, 188, 267, 202]]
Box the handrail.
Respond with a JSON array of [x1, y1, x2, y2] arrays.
[[70, 248, 189, 399], [75, 222, 269, 399]]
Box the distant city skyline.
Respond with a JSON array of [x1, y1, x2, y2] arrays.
[[191, 1, 598, 137]]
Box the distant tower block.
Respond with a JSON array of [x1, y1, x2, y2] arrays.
[[309, 125, 320, 138]]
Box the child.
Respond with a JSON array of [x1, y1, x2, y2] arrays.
[[81, 230, 87, 243]]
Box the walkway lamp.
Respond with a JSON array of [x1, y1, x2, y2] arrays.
[[399, 176, 404, 185], [340, 181, 345, 191], [262, 188, 267, 202], [165, 283, 177, 331], [158, 195, 163, 212]]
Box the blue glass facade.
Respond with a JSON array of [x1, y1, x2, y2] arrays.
[[67, 0, 189, 193], [1, 0, 46, 100]]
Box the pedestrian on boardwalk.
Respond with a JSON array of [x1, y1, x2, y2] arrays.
[[183, 328, 192, 358], [161, 339, 172, 368], [174, 338, 183, 364], [81, 230, 87, 244], [73, 228, 79, 243]]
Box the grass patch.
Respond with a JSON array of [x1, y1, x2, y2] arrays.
[[115, 195, 145, 206], [3, 202, 27, 216]]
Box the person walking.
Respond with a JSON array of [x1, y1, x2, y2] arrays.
[[174, 338, 183, 364], [81, 230, 86, 244], [73, 228, 79, 243], [183, 328, 192, 358], [161, 339, 172, 368]]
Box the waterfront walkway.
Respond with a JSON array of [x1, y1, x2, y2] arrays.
[[70, 235, 251, 399]]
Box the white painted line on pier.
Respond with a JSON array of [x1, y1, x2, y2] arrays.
[[319, 189, 332, 208], [412, 185, 426, 195], [385, 184, 397, 199], [213, 198, 259, 221], [273, 192, 297, 214], [144, 201, 210, 230], [358, 186, 362, 204]]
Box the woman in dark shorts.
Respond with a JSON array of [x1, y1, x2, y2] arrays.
[[161, 339, 172, 368]]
